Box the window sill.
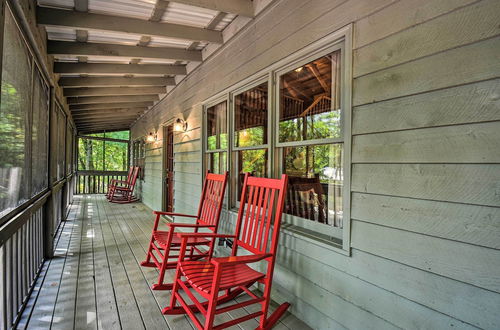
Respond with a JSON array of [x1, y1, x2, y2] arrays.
[[225, 208, 350, 257]]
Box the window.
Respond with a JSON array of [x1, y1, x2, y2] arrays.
[[202, 27, 352, 251], [232, 81, 269, 200], [204, 100, 228, 175], [78, 131, 130, 172], [132, 138, 145, 179], [277, 48, 345, 239]]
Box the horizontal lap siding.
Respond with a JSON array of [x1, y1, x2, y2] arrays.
[[132, 0, 500, 328]]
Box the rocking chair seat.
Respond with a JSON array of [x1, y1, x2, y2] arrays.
[[153, 231, 211, 247], [180, 260, 265, 295]]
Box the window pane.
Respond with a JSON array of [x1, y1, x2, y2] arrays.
[[105, 130, 129, 140], [282, 144, 343, 227], [78, 138, 104, 171], [237, 149, 268, 200], [206, 101, 227, 150], [279, 50, 342, 143], [234, 82, 268, 147], [206, 152, 227, 175], [104, 141, 128, 171], [31, 70, 49, 195], [0, 9, 32, 216]]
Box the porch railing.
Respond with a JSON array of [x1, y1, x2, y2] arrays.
[[75, 170, 128, 194], [0, 192, 49, 329]]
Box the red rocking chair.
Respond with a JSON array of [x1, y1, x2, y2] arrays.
[[106, 166, 134, 198], [164, 173, 289, 330], [108, 166, 140, 203], [141, 171, 228, 290]]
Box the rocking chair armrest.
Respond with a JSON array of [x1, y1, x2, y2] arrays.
[[113, 179, 129, 184], [153, 211, 198, 218], [176, 233, 236, 240], [167, 223, 215, 229], [211, 254, 272, 267]]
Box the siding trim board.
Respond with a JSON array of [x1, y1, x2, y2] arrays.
[[132, 0, 500, 328]]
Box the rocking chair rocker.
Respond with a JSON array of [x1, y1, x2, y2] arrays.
[[164, 173, 289, 330], [108, 166, 140, 204], [141, 171, 228, 290]]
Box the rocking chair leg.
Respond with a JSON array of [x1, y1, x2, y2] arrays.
[[140, 241, 156, 268], [152, 246, 170, 290]]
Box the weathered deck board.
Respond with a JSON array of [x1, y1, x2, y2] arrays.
[[21, 195, 307, 329]]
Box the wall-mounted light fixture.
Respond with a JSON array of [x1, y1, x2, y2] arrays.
[[173, 118, 188, 132], [146, 131, 157, 143]]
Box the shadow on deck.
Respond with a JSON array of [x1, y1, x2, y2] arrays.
[[18, 195, 310, 330]]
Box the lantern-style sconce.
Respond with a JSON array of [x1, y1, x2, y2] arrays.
[[174, 118, 188, 132], [146, 131, 157, 143]]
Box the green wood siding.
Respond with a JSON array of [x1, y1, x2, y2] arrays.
[[132, 0, 500, 328]]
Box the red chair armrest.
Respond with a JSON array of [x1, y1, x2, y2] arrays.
[[211, 254, 271, 266], [176, 233, 236, 240], [153, 211, 198, 218], [167, 223, 215, 229]]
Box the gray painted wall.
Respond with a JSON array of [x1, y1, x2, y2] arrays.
[[131, 0, 500, 328]]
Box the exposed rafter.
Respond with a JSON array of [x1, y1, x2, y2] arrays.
[[48, 41, 202, 62], [59, 76, 175, 87], [70, 102, 154, 111], [67, 95, 159, 105], [37, 7, 223, 43], [170, 0, 254, 17], [64, 86, 166, 97], [54, 62, 186, 75]]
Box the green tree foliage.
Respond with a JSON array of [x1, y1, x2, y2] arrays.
[[78, 132, 129, 171]]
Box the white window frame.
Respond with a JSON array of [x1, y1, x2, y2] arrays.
[[201, 24, 352, 254], [230, 76, 272, 206]]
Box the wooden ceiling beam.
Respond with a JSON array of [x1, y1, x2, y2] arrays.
[[59, 76, 175, 87], [70, 102, 153, 111], [71, 108, 146, 117], [64, 86, 166, 96], [169, 0, 254, 17], [54, 62, 186, 75], [48, 41, 202, 62], [67, 95, 159, 105], [37, 7, 223, 43]]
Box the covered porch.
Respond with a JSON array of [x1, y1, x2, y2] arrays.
[[19, 195, 308, 329], [1, 0, 499, 329]]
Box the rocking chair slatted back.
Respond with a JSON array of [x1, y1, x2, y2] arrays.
[[128, 166, 140, 189], [233, 173, 288, 256], [196, 172, 228, 229], [125, 166, 134, 183]]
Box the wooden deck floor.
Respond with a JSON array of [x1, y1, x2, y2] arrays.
[[18, 195, 310, 330]]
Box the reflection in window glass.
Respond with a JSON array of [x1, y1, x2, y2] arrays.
[[206, 152, 227, 175], [237, 149, 268, 200], [206, 101, 227, 150], [0, 9, 32, 216], [104, 141, 128, 171], [283, 144, 343, 227], [234, 82, 268, 147], [279, 50, 341, 143]]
